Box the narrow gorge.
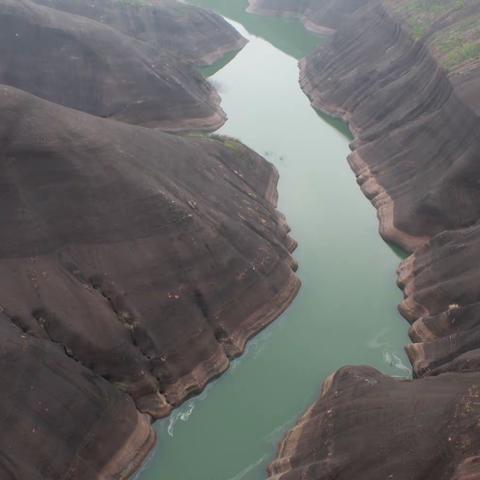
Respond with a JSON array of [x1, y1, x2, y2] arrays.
[[2, 0, 480, 479], [0, 1, 301, 478], [245, 1, 480, 479], [139, 4, 410, 480]]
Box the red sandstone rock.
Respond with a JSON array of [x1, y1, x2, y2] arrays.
[[0, 0, 244, 130], [268, 366, 480, 480], [0, 84, 300, 479], [257, 1, 480, 478]]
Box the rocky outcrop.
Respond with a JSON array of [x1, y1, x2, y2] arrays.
[[398, 225, 480, 378], [252, 0, 480, 252], [247, 0, 366, 35], [251, 0, 480, 113], [0, 1, 300, 478], [385, 0, 480, 114], [31, 0, 247, 67], [298, 2, 480, 252], [268, 366, 480, 480], [0, 0, 244, 130], [258, 0, 480, 478], [0, 312, 155, 480], [0, 84, 299, 478]]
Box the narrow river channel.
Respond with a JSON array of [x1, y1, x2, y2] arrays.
[[140, 4, 410, 479]]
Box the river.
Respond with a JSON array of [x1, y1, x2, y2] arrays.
[[139, 3, 410, 479]]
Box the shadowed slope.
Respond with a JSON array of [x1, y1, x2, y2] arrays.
[[31, 0, 247, 67], [399, 225, 480, 378], [0, 84, 300, 478], [0, 313, 155, 480], [247, 0, 367, 34], [268, 366, 480, 480], [0, 0, 242, 130], [251, 1, 480, 479], [298, 3, 480, 251]]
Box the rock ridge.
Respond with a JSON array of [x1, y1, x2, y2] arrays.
[[252, 1, 480, 479], [0, 57, 299, 480], [0, 0, 246, 130], [0, 1, 303, 478]]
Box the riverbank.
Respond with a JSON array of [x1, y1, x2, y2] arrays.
[[139, 10, 409, 480], [0, 1, 308, 478], [254, 1, 480, 478]]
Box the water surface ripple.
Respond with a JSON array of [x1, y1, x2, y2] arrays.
[[141, 6, 409, 479]]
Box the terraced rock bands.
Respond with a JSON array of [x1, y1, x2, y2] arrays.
[[249, 1, 480, 479], [0, 1, 300, 478]]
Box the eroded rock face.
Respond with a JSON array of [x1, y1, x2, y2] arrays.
[[31, 0, 247, 67], [298, 2, 480, 252], [0, 312, 155, 480], [384, 0, 480, 114], [0, 84, 300, 478], [398, 225, 480, 378], [253, 0, 480, 252], [258, 1, 480, 479], [247, 0, 366, 35], [268, 366, 480, 480], [0, 0, 243, 130], [252, 0, 480, 113]]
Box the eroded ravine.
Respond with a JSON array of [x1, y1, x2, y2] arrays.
[[140, 7, 410, 480]]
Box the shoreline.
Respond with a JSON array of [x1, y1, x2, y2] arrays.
[[246, 0, 335, 36], [123, 148, 301, 480], [298, 57, 431, 254], [252, 1, 480, 477]]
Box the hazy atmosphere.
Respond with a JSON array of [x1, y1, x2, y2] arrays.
[[1, 1, 480, 480]]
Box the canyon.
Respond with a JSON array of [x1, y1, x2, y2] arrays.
[[0, 0, 247, 130], [3, 0, 480, 478], [138, 6, 410, 480], [245, 1, 480, 479], [0, 1, 301, 479]]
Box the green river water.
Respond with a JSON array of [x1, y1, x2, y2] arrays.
[[139, 3, 410, 479]]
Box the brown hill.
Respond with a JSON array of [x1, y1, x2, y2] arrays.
[[0, 0, 244, 130], [0, 84, 299, 479]]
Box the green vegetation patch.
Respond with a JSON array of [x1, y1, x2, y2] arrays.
[[387, 0, 468, 39], [114, 0, 150, 7], [430, 13, 480, 67], [210, 134, 246, 152], [386, 0, 480, 69]]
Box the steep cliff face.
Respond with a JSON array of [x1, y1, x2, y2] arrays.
[[398, 225, 480, 378], [385, 0, 480, 114], [259, 0, 480, 478], [247, 0, 366, 34], [0, 313, 155, 480], [252, 0, 480, 252], [31, 0, 247, 67], [268, 366, 480, 480], [299, 2, 480, 252], [251, 0, 480, 113], [0, 84, 300, 478], [0, 0, 243, 130]]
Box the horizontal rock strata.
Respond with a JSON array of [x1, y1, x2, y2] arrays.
[[298, 2, 480, 252], [247, 0, 365, 35], [0, 84, 300, 478], [0, 0, 244, 130], [385, 0, 480, 114], [251, 0, 480, 113], [253, 2, 480, 252], [399, 225, 480, 378], [31, 0, 247, 67], [0, 313, 156, 480], [260, 0, 480, 478], [268, 366, 480, 480]]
